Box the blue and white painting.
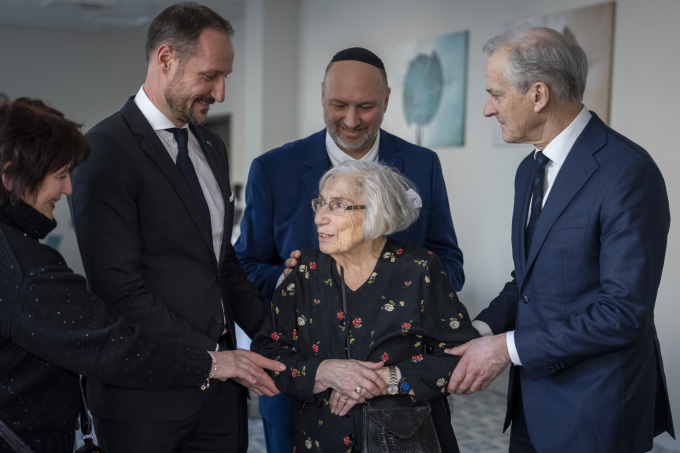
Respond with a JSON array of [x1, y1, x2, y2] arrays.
[[384, 30, 468, 148]]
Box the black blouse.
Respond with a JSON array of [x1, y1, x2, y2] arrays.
[[252, 239, 479, 452]]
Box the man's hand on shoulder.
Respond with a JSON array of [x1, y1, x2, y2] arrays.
[[283, 250, 301, 278]]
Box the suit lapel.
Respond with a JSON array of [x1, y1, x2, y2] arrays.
[[120, 99, 215, 258], [191, 125, 233, 262], [302, 131, 331, 200], [512, 153, 535, 288], [523, 115, 606, 274], [377, 130, 405, 172]]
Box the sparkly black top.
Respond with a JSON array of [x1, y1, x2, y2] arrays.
[[0, 200, 210, 452]]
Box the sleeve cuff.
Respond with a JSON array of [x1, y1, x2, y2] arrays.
[[506, 331, 522, 366], [275, 271, 285, 290]]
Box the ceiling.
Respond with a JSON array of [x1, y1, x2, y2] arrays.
[[0, 0, 245, 32]]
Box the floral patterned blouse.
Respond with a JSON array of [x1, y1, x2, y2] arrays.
[[251, 239, 479, 452]]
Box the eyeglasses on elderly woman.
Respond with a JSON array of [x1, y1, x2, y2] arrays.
[[311, 198, 367, 215]]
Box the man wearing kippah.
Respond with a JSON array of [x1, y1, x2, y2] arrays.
[[235, 47, 465, 453]]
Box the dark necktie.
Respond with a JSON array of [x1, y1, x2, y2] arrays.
[[526, 150, 549, 251], [167, 128, 212, 229]]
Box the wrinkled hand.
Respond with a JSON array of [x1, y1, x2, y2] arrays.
[[327, 365, 396, 416], [329, 389, 356, 416], [315, 360, 386, 414], [283, 250, 301, 278], [445, 334, 510, 395], [212, 349, 286, 397]]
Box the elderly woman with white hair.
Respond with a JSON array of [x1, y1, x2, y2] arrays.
[[251, 160, 478, 453]]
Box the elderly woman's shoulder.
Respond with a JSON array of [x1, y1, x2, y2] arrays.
[[296, 248, 332, 268], [382, 239, 440, 263]]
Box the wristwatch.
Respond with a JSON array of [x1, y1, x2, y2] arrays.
[[387, 366, 399, 395], [398, 378, 411, 395]]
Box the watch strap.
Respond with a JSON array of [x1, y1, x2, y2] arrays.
[[387, 366, 398, 395]]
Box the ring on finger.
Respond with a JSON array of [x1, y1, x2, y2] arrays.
[[341, 394, 349, 401], [355, 386, 362, 395]]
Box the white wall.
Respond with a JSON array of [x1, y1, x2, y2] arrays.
[[292, 0, 680, 449], [0, 25, 147, 273]]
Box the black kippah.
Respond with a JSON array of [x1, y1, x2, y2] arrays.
[[330, 47, 385, 70]]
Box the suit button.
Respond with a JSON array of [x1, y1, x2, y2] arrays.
[[522, 295, 529, 304], [426, 344, 434, 354], [213, 315, 222, 324]]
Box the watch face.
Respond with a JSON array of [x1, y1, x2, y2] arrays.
[[387, 384, 399, 395]]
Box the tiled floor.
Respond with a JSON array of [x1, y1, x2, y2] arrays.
[[246, 388, 677, 453]]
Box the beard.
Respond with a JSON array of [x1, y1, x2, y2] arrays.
[[327, 123, 379, 154], [164, 82, 215, 126]]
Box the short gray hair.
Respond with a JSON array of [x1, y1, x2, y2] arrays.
[[318, 160, 420, 240], [483, 26, 588, 104]]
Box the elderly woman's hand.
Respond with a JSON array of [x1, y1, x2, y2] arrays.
[[314, 359, 387, 413], [328, 389, 359, 416]]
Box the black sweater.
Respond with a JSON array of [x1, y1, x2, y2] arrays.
[[0, 200, 211, 452]]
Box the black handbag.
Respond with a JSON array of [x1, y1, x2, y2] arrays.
[[362, 395, 442, 453], [337, 267, 442, 453]]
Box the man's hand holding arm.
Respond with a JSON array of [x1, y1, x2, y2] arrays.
[[212, 349, 286, 397], [445, 333, 511, 395]]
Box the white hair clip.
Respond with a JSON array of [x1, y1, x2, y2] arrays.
[[406, 188, 422, 208]]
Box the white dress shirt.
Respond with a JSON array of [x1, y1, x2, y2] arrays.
[[325, 129, 381, 166], [134, 86, 225, 260]]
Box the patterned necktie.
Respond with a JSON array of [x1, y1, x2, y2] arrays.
[[167, 128, 212, 230], [526, 150, 549, 252]]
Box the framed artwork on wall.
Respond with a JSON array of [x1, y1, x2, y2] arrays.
[[513, 1, 615, 123], [384, 30, 468, 148]]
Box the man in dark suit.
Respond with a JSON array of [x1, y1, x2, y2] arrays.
[[446, 27, 674, 452], [234, 48, 465, 452], [69, 3, 280, 452]]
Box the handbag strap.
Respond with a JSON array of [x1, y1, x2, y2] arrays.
[[0, 418, 34, 453], [0, 377, 93, 452], [78, 376, 95, 446], [340, 266, 351, 359]]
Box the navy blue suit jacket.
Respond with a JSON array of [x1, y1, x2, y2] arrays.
[[234, 129, 464, 302], [476, 113, 674, 452]]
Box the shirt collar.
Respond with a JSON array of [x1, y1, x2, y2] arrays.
[[540, 105, 591, 165], [325, 129, 381, 166], [133, 85, 186, 132]]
